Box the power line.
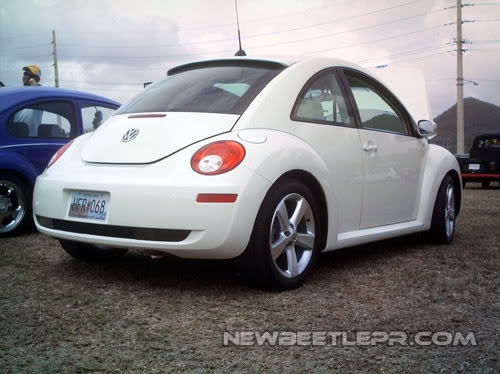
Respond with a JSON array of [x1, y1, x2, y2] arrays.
[[58, 20, 452, 61], [187, 0, 426, 32], [56, 3, 446, 50], [0, 65, 53, 73], [0, 32, 49, 40], [59, 85, 140, 92], [58, 49, 234, 59], [0, 54, 52, 61], [59, 15, 454, 59], [0, 43, 51, 52], [366, 51, 449, 67], [304, 24, 449, 55], [467, 40, 500, 43], [426, 77, 455, 82], [357, 43, 449, 64], [58, 0, 427, 36], [69, 66, 168, 71], [467, 78, 500, 82], [469, 48, 500, 51], [241, 0, 437, 40], [58, 79, 144, 85]]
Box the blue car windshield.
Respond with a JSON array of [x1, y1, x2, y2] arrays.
[[115, 65, 283, 116]]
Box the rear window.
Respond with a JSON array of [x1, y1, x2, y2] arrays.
[[474, 136, 500, 150], [115, 65, 283, 116]]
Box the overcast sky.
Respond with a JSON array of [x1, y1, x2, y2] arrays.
[[1, 0, 499, 116]]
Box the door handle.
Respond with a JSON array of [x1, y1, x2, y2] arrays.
[[363, 143, 378, 152]]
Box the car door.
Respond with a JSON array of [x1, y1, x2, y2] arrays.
[[290, 69, 364, 234], [341, 69, 427, 229], [7, 99, 78, 174]]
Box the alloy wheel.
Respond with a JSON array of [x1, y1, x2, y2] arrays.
[[0, 180, 26, 233], [269, 193, 315, 279], [444, 184, 455, 239]]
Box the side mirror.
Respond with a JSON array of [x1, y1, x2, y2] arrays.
[[418, 120, 436, 139]]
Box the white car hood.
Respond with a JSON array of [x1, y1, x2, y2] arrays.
[[369, 66, 433, 123], [81, 112, 239, 164]]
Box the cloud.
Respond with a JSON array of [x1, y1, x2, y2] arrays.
[[1, 0, 499, 112]]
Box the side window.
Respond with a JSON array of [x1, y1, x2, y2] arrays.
[[80, 103, 115, 133], [345, 74, 407, 135], [292, 72, 352, 127], [8, 101, 76, 139]]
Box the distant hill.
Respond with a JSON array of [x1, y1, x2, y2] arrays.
[[433, 97, 500, 153]]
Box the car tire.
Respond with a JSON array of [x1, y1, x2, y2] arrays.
[[462, 181, 466, 189], [428, 174, 456, 244], [482, 181, 490, 189], [59, 240, 127, 261], [0, 174, 32, 236], [242, 179, 322, 290]]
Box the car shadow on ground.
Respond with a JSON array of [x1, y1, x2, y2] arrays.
[[48, 232, 434, 292]]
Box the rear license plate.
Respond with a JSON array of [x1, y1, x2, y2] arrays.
[[68, 191, 110, 221], [468, 163, 480, 171]]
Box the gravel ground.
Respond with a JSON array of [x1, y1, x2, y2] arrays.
[[1, 185, 499, 373]]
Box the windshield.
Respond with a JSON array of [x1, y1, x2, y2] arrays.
[[115, 65, 283, 116]]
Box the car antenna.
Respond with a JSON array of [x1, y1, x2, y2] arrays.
[[234, 0, 246, 56]]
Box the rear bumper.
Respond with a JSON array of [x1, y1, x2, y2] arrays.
[[33, 142, 272, 259], [462, 173, 500, 181]]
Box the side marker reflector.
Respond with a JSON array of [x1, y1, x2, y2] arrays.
[[196, 194, 238, 203]]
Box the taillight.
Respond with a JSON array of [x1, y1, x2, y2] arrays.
[[191, 140, 246, 175], [47, 141, 73, 168]]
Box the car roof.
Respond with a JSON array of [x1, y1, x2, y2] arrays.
[[0, 86, 121, 113], [475, 132, 500, 138]]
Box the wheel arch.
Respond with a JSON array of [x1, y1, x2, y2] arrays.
[[274, 169, 328, 252], [0, 150, 39, 186], [0, 168, 34, 189], [417, 144, 462, 229]]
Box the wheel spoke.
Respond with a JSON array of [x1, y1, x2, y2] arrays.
[[286, 247, 299, 278], [446, 186, 454, 208], [447, 219, 454, 237], [296, 232, 315, 249], [275, 200, 290, 232], [290, 197, 309, 228], [271, 234, 289, 261]]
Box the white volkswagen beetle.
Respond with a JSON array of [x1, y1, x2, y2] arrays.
[[33, 57, 461, 290]]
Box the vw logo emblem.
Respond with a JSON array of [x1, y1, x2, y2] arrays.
[[122, 128, 140, 143]]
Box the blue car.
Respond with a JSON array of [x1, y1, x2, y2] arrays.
[[0, 87, 120, 236]]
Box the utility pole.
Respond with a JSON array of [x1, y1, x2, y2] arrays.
[[456, 0, 464, 154], [52, 30, 59, 88], [52, 30, 61, 128]]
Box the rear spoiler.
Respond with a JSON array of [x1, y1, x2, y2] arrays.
[[167, 59, 289, 76]]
